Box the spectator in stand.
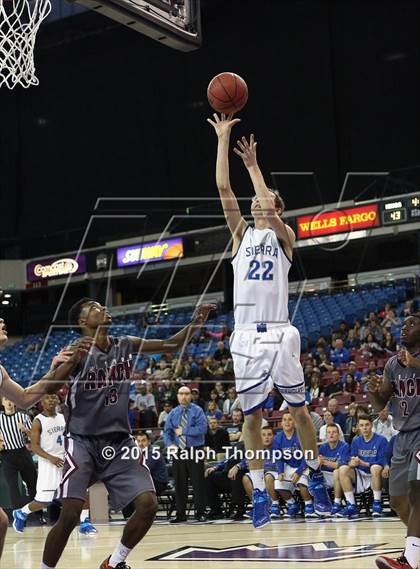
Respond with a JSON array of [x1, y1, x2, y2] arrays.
[[372, 407, 398, 441], [338, 415, 388, 518], [382, 331, 397, 354], [319, 410, 345, 443], [223, 387, 241, 418], [206, 400, 223, 420], [205, 440, 247, 520], [156, 377, 177, 407], [213, 341, 231, 362], [158, 401, 173, 428], [343, 373, 362, 394], [152, 357, 173, 382], [312, 336, 330, 360], [205, 417, 230, 456], [207, 389, 223, 411], [327, 398, 347, 431], [329, 338, 350, 366], [226, 408, 243, 443], [214, 381, 226, 401], [187, 356, 199, 379], [164, 386, 208, 523], [342, 361, 362, 383], [308, 406, 324, 437], [402, 299, 417, 316], [128, 400, 138, 429], [360, 363, 381, 393], [191, 388, 205, 410], [321, 371, 343, 398], [344, 403, 359, 442], [361, 333, 384, 357], [201, 356, 219, 395], [135, 381, 158, 428], [319, 424, 350, 514], [145, 357, 157, 375], [360, 312, 383, 343], [318, 353, 334, 374], [309, 373, 321, 400], [345, 328, 361, 349], [336, 321, 349, 342], [303, 363, 314, 390], [380, 308, 400, 330]]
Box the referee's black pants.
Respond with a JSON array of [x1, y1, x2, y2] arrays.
[[1, 447, 37, 508], [172, 447, 205, 517]]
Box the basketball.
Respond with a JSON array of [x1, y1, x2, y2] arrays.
[[207, 72, 248, 114]]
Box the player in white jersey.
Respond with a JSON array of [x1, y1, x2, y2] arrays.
[[0, 318, 91, 559], [12, 394, 65, 532], [208, 114, 332, 528]]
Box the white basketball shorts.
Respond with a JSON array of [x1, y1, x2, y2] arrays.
[[230, 322, 305, 415], [355, 468, 372, 493], [322, 470, 335, 489], [277, 464, 309, 492], [35, 457, 63, 503]]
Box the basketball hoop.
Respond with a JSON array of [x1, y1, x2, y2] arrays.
[[0, 0, 51, 89]]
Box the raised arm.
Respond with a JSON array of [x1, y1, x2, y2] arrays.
[[234, 134, 295, 259], [367, 361, 394, 412], [207, 113, 247, 251], [0, 338, 93, 409], [129, 304, 215, 355]]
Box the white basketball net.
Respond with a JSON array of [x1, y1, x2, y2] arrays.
[[0, 0, 51, 89]]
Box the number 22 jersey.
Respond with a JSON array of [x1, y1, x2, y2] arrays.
[[232, 225, 291, 326]]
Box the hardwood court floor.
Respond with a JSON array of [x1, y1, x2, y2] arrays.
[[4, 517, 405, 569]]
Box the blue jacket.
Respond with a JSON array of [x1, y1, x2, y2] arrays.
[[163, 403, 208, 448]]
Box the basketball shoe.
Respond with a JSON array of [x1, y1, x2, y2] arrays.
[[12, 509, 27, 533], [99, 558, 131, 569], [308, 470, 332, 516], [371, 500, 383, 517], [79, 518, 98, 534], [251, 488, 272, 529], [376, 554, 415, 569]]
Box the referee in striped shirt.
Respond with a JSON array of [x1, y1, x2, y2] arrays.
[[0, 397, 37, 509]]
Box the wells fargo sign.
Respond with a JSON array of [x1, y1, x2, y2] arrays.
[[27, 255, 87, 282], [297, 205, 379, 239]]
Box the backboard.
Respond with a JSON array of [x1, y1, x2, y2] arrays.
[[71, 0, 201, 51]]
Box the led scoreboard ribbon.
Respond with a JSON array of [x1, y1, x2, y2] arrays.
[[381, 194, 420, 225], [296, 193, 420, 240]]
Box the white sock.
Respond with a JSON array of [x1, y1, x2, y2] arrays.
[[80, 509, 89, 522], [373, 490, 382, 501], [306, 458, 321, 471], [304, 500, 312, 505], [334, 498, 341, 505], [40, 563, 55, 569], [249, 469, 265, 491], [405, 536, 420, 569], [286, 498, 295, 505], [344, 491, 355, 505], [109, 541, 132, 568], [21, 504, 31, 515]]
